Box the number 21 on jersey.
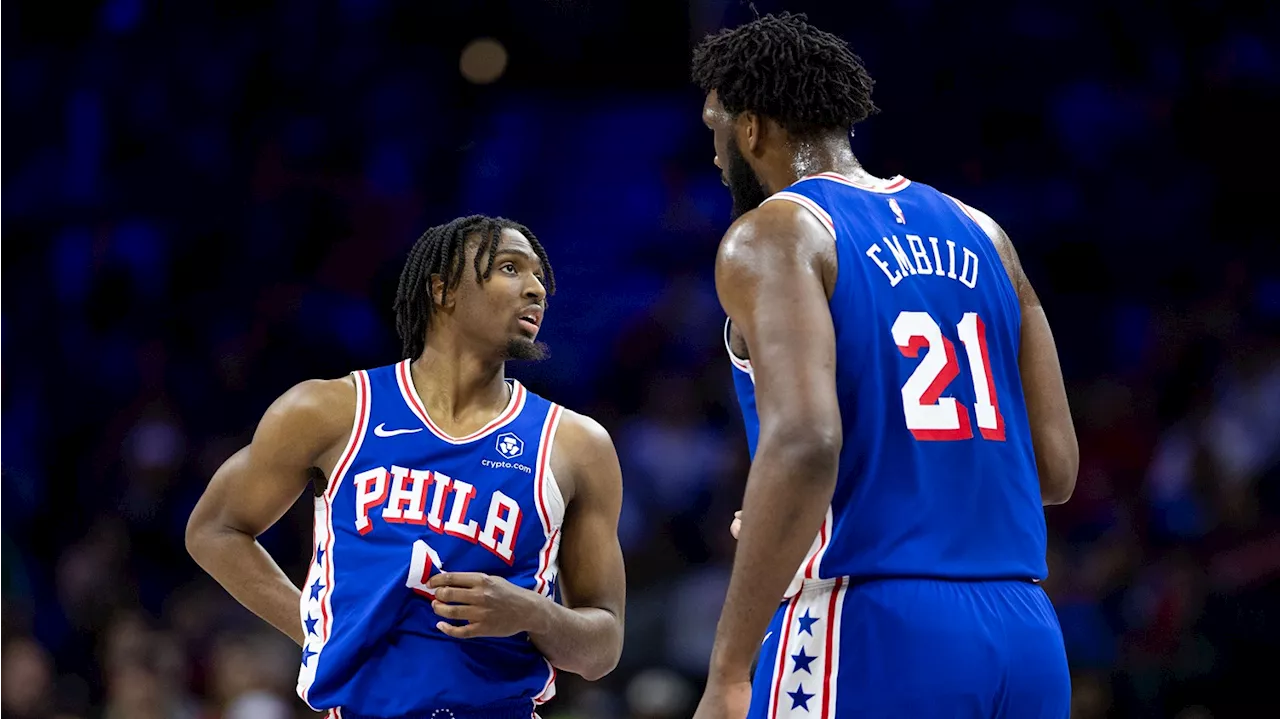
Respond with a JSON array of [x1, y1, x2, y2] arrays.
[[892, 310, 1005, 442]]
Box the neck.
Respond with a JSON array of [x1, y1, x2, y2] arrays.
[[411, 338, 509, 426], [760, 134, 865, 194]]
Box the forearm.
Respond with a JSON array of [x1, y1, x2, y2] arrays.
[[527, 600, 622, 681], [188, 527, 305, 646], [709, 441, 838, 681]]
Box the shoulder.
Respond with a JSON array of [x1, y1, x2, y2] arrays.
[[549, 408, 621, 505], [943, 194, 1030, 296], [716, 198, 837, 305], [258, 376, 357, 447], [717, 198, 833, 270], [551, 408, 616, 466]]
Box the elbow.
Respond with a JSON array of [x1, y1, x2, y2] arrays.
[[1041, 477, 1075, 506], [185, 506, 224, 567], [185, 513, 206, 564], [577, 624, 623, 682], [760, 426, 842, 483], [1038, 438, 1079, 506], [579, 656, 619, 683]]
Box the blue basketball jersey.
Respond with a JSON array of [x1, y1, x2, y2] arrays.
[[727, 173, 1047, 597], [296, 359, 564, 717]]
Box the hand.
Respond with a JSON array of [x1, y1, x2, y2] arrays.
[[693, 678, 751, 719], [731, 510, 742, 540], [427, 572, 543, 639]]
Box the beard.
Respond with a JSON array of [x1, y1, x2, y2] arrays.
[[504, 337, 549, 362], [726, 135, 770, 220]]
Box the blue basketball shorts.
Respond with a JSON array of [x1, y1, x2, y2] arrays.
[[747, 577, 1070, 718]]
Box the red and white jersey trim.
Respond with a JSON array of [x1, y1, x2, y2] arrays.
[[765, 577, 848, 719], [395, 359, 527, 444], [534, 660, 558, 705], [532, 404, 566, 597], [761, 191, 837, 242], [530, 404, 566, 707], [784, 505, 833, 599], [802, 172, 911, 194], [297, 371, 371, 708], [723, 318, 754, 377], [942, 192, 981, 223]]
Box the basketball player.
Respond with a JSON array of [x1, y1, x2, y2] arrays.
[[690, 13, 1078, 719], [186, 216, 626, 717]]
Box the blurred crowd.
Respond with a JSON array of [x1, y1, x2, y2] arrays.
[[4, 1, 1279, 718]]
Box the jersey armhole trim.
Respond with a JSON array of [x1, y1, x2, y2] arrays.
[[537, 405, 567, 525], [942, 192, 1022, 320], [533, 404, 566, 598], [325, 370, 371, 502], [723, 317, 753, 373], [942, 192, 981, 224], [761, 191, 837, 242]]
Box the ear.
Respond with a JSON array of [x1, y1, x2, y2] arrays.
[[430, 274, 454, 310], [736, 111, 762, 155]]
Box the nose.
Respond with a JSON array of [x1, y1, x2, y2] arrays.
[[524, 275, 546, 302], [714, 153, 723, 171]]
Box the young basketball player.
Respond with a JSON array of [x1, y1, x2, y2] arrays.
[[187, 216, 626, 718], [691, 13, 1077, 718]]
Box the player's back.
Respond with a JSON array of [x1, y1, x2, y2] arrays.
[[728, 172, 1047, 588]]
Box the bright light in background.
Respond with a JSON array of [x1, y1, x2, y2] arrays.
[[460, 37, 508, 85]]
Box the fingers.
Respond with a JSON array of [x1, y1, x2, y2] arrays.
[[427, 571, 489, 590], [431, 599, 480, 620], [436, 620, 483, 639], [433, 586, 482, 605]]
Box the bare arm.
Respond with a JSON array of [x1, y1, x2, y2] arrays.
[[707, 201, 843, 683], [185, 378, 354, 645], [968, 206, 1078, 504], [527, 410, 626, 681]]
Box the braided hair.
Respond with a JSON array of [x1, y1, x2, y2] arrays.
[[393, 215, 555, 360], [691, 12, 879, 138]]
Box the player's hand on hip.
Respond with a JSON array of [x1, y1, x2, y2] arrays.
[[428, 571, 541, 639], [693, 679, 751, 719], [730, 510, 743, 540]]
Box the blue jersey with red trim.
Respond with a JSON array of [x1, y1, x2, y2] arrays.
[[297, 360, 563, 717], [726, 173, 1047, 596]]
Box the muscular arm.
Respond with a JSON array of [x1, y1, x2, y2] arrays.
[[525, 411, 626, 681], [185, 378, 354, 646], [708, 201, 843, 682], [969, 207, 1078, 504]]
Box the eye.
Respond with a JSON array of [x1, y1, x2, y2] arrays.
[[501, 262, 517, 274]]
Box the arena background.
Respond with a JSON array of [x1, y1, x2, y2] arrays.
[[4, 1, 1279, 717]]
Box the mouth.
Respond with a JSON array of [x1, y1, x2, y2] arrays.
[[517, 306, 543, 334]]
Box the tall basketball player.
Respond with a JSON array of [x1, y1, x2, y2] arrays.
[[187, 216, 626, 718], [690, 13, 1078, 719]]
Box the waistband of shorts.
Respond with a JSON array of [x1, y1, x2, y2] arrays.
[[333, 698, 534, 719], [794, 574, 1041, 596]]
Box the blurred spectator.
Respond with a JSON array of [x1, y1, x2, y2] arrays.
[[3, 638, 56, 719]]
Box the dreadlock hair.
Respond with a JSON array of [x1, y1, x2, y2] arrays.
[[691, 12, 879, 139], [394, 215, 555, 360]]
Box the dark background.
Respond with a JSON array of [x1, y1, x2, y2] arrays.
[[4, 1, 1280, 717]]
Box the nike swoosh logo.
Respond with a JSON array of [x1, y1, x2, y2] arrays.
[[762, 631, 773, 646], [374, 423, 423, 438]]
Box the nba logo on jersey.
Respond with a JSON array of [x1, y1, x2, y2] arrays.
[[889, 198, 906, 224]]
